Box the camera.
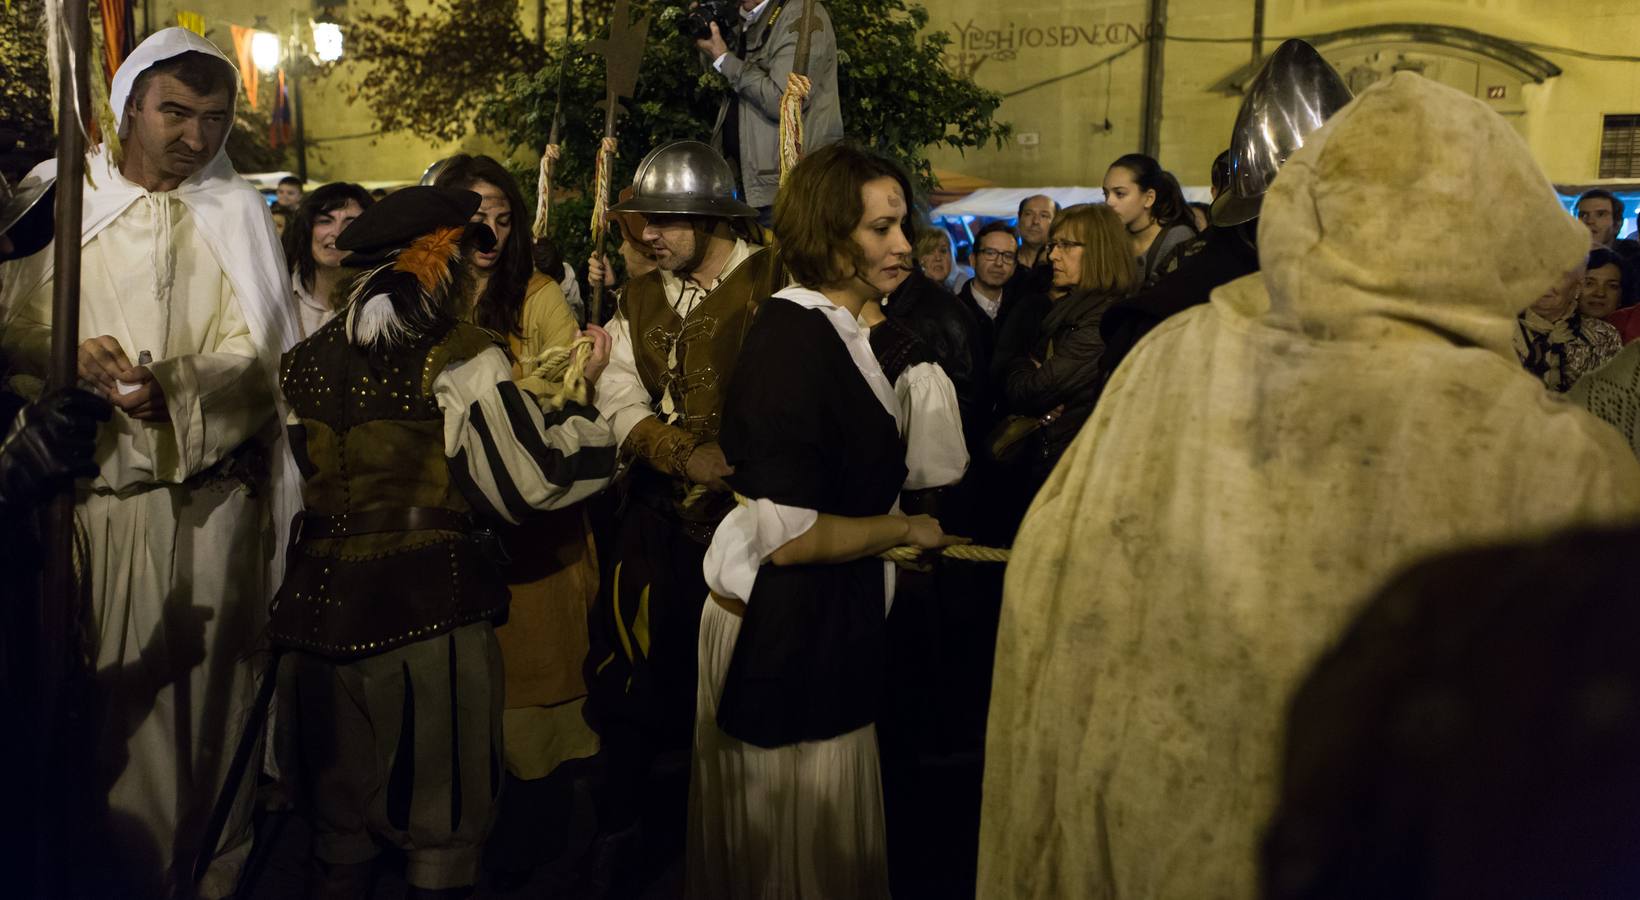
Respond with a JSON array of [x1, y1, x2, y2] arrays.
[[679, 0, 741, 41]]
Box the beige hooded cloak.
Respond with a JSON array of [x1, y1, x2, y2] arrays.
[[977, 73, 1640, 900]]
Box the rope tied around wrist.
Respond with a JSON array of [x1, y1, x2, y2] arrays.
[[516, 335, 595, 411]]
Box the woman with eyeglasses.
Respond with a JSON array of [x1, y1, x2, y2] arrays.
[[998, 204, 1137, 491]]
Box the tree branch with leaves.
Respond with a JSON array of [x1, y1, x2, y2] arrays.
[[345, 0, 1011, 276]]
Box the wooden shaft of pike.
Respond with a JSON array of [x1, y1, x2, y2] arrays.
[[588, 92, 619, 325], [39, 0, 90, 890], [792, 0, 819, 77], [587, 142, 614, 325]]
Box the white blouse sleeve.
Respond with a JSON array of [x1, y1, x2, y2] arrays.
[[702, 498, 820, 602], [559, 262, 586, 324], [897, 361, 969, 490], [591, 311, 658, 449]]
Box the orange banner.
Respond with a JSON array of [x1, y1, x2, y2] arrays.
[[230, 25, 260, 110]]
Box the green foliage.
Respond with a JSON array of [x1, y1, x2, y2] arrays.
[[474, 0, 1011, 194], [0, 0, 53, 178], [478, 3, 720, 194], [2, 1, 289, 179], [829, 1, 1012, 188], [226, 104, 294, 174], [348, 0, 1010, 263], [347, 0, 549, 144]]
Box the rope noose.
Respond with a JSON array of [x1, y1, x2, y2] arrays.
[[532, 143, 561, 241], [777, 73, 811, 185]]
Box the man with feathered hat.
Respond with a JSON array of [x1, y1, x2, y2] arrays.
[[271, 184, 617, 898], [0, 27, 297, 894]]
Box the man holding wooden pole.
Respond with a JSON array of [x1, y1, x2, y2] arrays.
[[699, 0, 843, 220], [0, 27, 298, 897]]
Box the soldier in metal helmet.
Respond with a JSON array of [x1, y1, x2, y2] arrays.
[[580, 139, 786, 887], [1097, 39, 1352, 387]]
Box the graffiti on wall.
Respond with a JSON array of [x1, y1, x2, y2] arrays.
[[951, 18, 1160, 78]]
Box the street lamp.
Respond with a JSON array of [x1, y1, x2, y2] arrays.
[[312, 8, 344, 64], [251, 17, 281, 72]]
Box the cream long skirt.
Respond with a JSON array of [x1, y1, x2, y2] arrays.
[[685, 598, 892, 900]]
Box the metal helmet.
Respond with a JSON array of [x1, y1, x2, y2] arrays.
[[419, 156, 454, 187], [1210, 39, 1353, 228], [0, 170, 57, 262], [610, 141, 759, 219]]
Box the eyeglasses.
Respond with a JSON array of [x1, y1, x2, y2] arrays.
[[1044, 240, 1086, 253], [976, 248, 1017, 263]]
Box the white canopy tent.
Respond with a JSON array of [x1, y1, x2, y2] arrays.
[[933, 185, 1213, 221]]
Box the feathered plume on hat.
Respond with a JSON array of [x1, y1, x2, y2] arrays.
[[334, 185, 497, 349]]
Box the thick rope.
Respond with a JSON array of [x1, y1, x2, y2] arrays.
[[882, 543, 1011, 564], [589, 137, 617, 238], [777, 72, 811, 185], [531, 143, 561, 240], [680, 484, 1009, 564], [517, 335, 594, 411]]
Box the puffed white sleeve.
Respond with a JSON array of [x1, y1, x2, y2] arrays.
[[898, 361, 969, 490], [701, 499, 819, 602]]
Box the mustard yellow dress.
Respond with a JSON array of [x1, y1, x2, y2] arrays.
[[493, 271, 602, 779]]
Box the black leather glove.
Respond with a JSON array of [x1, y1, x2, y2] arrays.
[[0, 387, 112, 509]]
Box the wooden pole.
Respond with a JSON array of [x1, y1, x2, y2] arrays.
[[1139, 0, 1168, 159], [586, 0, 650, 325], [1251, 0, 1266, 72], [39, 0, 91, 891]]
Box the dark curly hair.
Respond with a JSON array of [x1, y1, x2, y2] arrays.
[[282, 181, 374, 294]]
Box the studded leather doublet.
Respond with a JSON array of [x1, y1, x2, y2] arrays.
[[270, 318, 510, 660], [621, 245, 786, 442]]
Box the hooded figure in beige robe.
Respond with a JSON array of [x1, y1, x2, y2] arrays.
[[977, 73, 1640, 900]]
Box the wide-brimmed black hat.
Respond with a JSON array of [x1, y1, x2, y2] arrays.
[[336, 185, 494, 266]]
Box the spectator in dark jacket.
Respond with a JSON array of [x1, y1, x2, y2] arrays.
[[1005, 194, 1058, 297], [1001, 203, 1136, 485], [883, 255, 989, 438]]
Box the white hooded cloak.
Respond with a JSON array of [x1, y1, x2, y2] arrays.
[[0, 28, 296, 897]]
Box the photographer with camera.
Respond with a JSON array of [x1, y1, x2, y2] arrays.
[[690, 0, 843, 220]]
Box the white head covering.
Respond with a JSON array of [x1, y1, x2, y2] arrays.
[[5, 26, 301, 587]]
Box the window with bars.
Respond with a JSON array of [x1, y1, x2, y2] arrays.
[[1599, 115, 1640, 179]]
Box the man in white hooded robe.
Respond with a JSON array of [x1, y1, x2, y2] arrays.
[[978, 73, 1640, 900], [0, 28, 298, 896]]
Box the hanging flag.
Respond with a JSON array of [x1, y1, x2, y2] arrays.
[[98, 0, 129, 78], [230, 25, 260, 110], [269, 68, 294, 148], [176, 10, 205, 36]]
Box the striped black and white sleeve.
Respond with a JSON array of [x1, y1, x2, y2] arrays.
[[435, 346, 618, 523]]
